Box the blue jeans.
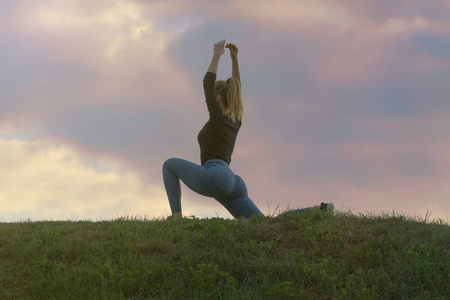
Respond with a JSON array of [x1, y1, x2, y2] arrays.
[[162, 158, 264, 218]]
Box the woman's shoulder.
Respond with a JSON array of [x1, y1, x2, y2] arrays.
[[203, 72, 217, 83]]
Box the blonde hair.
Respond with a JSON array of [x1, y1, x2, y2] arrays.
[[215, 77, 243, 123]]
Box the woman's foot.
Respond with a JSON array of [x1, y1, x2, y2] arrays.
[[172, 212, 183, 219], [320, 202, 334, 214]]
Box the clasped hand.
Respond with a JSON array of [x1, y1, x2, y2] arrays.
[[214, 40, 238, 59]]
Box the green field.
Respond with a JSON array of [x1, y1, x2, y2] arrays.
[[1, 211, 449, 299]]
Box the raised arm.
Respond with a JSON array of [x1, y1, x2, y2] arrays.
[[225, 43, 240, 83], [207, 40, 226, 75]]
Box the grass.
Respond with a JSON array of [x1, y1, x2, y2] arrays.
[[0, 211, 449, 299]]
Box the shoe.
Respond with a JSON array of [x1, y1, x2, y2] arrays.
[[320, 202, 334, 214]]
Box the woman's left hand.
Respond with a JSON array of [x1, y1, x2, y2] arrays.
[[214, 40, 226, 56]]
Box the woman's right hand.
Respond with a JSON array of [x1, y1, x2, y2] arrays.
[[225, 43, 238, 59], [214, 40, 226, 56]]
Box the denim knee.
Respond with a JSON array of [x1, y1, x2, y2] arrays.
[[162, 158, 177, 172]]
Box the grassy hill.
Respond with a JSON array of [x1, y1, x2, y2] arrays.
[[0, 211, 449, 299]]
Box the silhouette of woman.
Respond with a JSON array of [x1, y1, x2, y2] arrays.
[[162, 40, 333, 219]]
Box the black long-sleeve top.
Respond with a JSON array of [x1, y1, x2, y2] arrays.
[[198, 72, 241, 165]]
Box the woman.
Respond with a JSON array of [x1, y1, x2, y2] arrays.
[[162, 40, 333, 219]]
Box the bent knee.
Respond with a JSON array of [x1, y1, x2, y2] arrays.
[[162, 158, 178, 172]]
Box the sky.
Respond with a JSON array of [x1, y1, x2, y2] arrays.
[[1, 0, 449, 222]]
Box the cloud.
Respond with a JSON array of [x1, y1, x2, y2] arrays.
[[5, 0, 194, 109], [0, 136, 170, 221], [1, 0, 205, 177], [229, 0, 450, 84]]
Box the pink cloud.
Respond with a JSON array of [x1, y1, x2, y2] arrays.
[[230, 0, 449, 84], [6, 0, 195, 109]]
